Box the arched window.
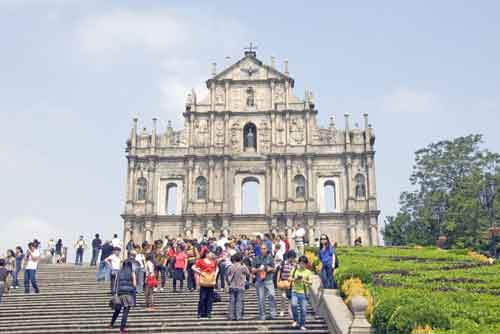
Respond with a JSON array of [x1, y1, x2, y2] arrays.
[[166, 183, 178, 215], [243, 123, 257, 150], [324, 180, 336, 212], [355, 174, 366, 198], [195, 176, 207, 200], [242, 177, 260, 214], [294, 175, 306, 199], [136, 177, 147, 201]]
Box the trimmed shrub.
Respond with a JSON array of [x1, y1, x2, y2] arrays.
[[372, 297, 406, 334], [386, 302, 450, 334], [335, 265, 372, 289]]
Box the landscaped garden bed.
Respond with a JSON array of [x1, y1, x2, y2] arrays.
[[316, 247, 500, 334]]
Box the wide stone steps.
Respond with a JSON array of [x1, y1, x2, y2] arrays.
[[0, 265, 329, 333]]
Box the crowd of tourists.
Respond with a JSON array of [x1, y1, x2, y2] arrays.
[[96, 231, 336, 333], [0, 231, 337, 334]]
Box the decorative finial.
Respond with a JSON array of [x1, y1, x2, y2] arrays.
[[284, 58, 289, 75], [271, 56, 276, 68], [167, 120, 172, 129], [244, 42, 258, 57], [211, 62, 216, 76]]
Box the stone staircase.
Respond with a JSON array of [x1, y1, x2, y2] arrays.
[[0, 264, 330, 333]]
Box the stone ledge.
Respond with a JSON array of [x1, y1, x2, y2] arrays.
[[309, 275, 374, 334]]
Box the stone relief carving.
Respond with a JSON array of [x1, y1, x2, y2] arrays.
[[275, 116, 285, 145], [259, 120, 271, 152], [313, 128, 335, 145], [215, 86, 225, 105], [193, 119, 209, 147], [246, 87, 255, 107], [289, 117, 305, 145], [230, 122, 241, 152], [215, 120, 225, 146], [274, 84, 285, 103]]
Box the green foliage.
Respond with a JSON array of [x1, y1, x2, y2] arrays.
[[335, 265, 373, 289], [383, 134, 500, 251], [386, 302, 450, 334], [336, 247, 500, 334]]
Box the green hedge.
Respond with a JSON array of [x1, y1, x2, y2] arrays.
[[386, 302, 450, 334]]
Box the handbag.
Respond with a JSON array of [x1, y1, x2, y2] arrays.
[[146, 274, 158, 288], [199, 271, 216, 287], [277, 280, 291, 290], [108, 274, 122, 310]]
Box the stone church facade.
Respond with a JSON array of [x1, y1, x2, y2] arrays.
[[121, 49, 380, 246]]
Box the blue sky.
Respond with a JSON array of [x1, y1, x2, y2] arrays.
[[1, 1, 499, 256]]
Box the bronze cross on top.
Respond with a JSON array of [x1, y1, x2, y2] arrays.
[[244, 42, 258, 53]]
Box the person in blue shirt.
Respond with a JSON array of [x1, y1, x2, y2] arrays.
[[319, 234, 336, 289]]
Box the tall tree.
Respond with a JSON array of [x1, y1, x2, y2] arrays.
[[384, 134, 500, 248]]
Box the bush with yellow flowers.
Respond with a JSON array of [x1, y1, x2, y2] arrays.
[[411, 325, 434, 334], [467, 251, 491, 264], [341, 277, 374, 321]]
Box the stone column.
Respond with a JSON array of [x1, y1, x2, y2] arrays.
[[206, 219, 214, 238], [224, 81, 229, 110], [210, 82, 215, 111], [286, 216, 294, 248], [208, 159, 214, 201], [348, 218, 356, 246], [147, 161, 155, 214], [285, 81, 289, 109], [271, 158, 277, 200], [124, 220, 133, 251], [223, 158, 230, 212], [306, 157, 313, 211], [184, 219, 193, 239], [285, 112, 289, 149], [209, 113, 215, 151], [367, 155, 377, 198], [369, 217, 379, 246], [286, 158, 292, 202], [305, 112, 310, 149], [271, 113, 276, 147], [270, 80, 275, 109], [144, 221, 153, 242], [307, 216, 315, 246], [126, 160, 135, 202]]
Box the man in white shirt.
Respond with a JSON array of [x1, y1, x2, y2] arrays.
[[105, 247, 122, 293], [217, 233, 228, 249], [74, 236, 87, 265], [111, 234, 122, 249], [24, 242, 40, 294]]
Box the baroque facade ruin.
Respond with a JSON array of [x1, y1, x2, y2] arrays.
[[122, 48, 380, 246]]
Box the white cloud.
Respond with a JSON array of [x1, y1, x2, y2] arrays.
[[381, 87, 440, 113], [76, 9, 187, 56]]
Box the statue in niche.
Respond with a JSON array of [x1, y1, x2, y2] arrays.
[[355, 174, 366, 198], [290, 117, 305, 145], [246, 128, 255, 148], [246, 87, 255, 107], [215, 86, 225, 105], [196, 177, 207, 200]]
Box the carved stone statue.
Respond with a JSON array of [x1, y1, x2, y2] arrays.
[[246, 128, 255, 148], [196, 177, 207, 200], [246, 87, 255, 107], [355, 174, 366, 198]]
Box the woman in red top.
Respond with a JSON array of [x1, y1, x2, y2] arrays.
[[192, 251, 218, 318], [173, 244, 187, 292]]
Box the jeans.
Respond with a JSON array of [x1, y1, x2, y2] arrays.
[[111, 305, 130, 331], [145, 285, 154, 307], [320, 264, 335, 289], [158, 266, 167, 288], [24, 269, 39, 293], [292, 292, 308, 328], [217, 262, 226, 289], [255, 280, 277, 320], [187, 261, 196, 290], [75, 248, 84, 265], [228, 288, 245, 320], [91, 248, 100, 266], [0, 282, 4, 303], [12, 269, 20, 287], [198, 287, 214, 317], [136, 268, 144, 293], [110, 270, 120, 293], [97, 261, 110, 282]]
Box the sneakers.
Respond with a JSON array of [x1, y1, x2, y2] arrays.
[[160, 287, 164, 292], [279, 311, 285, 317], [291, 321, 298, 328], [300, 326, 307, 331]]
